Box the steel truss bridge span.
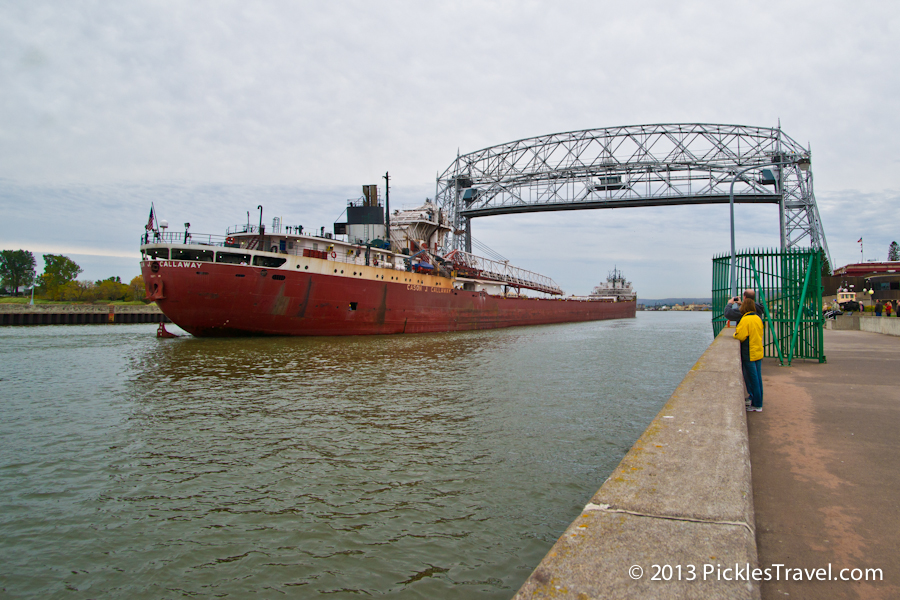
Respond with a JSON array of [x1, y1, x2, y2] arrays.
[[435, 123, 829, 262]]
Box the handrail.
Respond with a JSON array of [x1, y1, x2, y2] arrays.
[[444, 249, 563, 295], [142, 231, 228, 246]]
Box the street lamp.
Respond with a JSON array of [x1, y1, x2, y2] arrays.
[[728, 156, 811, 296]]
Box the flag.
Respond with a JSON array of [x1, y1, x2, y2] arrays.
[[146, 204, 155, 231], [858, 238, 862, 243]]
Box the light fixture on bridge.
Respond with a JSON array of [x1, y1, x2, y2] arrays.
[[797, 157, 811, 171]]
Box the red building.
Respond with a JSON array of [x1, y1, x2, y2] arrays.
[[826, 262, 900, 301], [833, 261, 900, 277]]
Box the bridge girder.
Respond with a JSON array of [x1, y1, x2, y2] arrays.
[[435, 123, 829, 264]]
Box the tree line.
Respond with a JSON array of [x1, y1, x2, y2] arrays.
[[0, 250, 145, 302]]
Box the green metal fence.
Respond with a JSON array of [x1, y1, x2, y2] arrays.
[[712, 248, 825, 365]]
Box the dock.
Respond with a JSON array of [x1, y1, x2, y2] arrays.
[[514, 326, 898, 599], [0, 303, 169, 325]]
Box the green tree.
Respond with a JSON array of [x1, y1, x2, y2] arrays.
[[129, 275, 146, 302], [39, 254, 83, 300], [820, 250, 832, 278], [62, 280, 98, 302], [889, 241, 900, 262], [0, 250, 36, 296], [95, 277, 129, 302]]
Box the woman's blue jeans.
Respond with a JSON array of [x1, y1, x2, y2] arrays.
[[744, 359, 763, 408]]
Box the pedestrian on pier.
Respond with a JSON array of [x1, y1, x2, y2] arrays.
[[733, 298, 764, 412], [724, 289, 765, 322], [886, 301, 893, 317], [725, 289, 766, 408], [875, 301, 883, 316]]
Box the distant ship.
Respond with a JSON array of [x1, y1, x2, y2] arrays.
[[589, 268, 636, 303], [140, 184, 636, 336]]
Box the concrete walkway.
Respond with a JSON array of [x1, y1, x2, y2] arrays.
[[747, 329, 900, 599]]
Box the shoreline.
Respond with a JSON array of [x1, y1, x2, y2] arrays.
[[0, 303, 168, 325]]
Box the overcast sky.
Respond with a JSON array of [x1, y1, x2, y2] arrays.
[[2, 1, 898, 297]]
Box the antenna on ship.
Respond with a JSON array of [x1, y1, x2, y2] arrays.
[[383, 171, 391, 251]]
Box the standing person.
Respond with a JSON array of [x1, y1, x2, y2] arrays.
[[734, 298, 764, 412], [725, 289, 765, 407], [724, 288, 765, 322], [886, 300, 893, 317], [875, 301, 883, 316]]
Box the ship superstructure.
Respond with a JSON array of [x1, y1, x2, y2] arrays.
[[589, 268, 636, 302]]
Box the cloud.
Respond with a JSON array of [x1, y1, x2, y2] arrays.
[[1, 2, 898, 294], [2, 178, 894, 297], [817, 189, 900, 265]]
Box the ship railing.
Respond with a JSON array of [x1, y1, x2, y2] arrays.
[[443, 250, 563, 296], [226, 224, 259, 235], [324, 249, 410, 270], [141, 231, 230, 246]]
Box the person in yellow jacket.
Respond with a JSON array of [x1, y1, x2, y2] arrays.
[[733, 297, 764, 412]]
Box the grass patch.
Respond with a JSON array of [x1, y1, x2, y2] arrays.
[[0, 298, 149, 306]]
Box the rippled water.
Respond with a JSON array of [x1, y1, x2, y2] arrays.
[[0, 312, 711, 598]]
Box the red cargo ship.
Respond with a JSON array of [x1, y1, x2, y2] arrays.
[[140, 189, 635, 337]]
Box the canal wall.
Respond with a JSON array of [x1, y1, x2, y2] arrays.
[[514, 330, 759, 599], [859, 315, 900, 336], [829, 314, 900, 336], [0, 303, 169, 325]]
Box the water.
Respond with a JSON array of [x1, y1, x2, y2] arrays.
[[0, 312, 711, 598]]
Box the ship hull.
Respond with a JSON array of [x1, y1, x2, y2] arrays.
[[141, 260, 635, 337]]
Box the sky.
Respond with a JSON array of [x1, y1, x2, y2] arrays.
[[2, 1, 898, 297]]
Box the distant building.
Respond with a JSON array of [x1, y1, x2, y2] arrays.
[[833, 261, 900, 277], [827, 261, 900, 302]]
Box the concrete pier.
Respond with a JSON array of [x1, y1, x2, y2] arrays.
[[514, 330, 759, 599], [0, 303, 169, 325], [513, 326, 899, 599]]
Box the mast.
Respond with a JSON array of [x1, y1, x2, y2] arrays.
[[383, 171, 391, 251]]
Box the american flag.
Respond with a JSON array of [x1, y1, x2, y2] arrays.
[[146, 205, 155, 231]]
